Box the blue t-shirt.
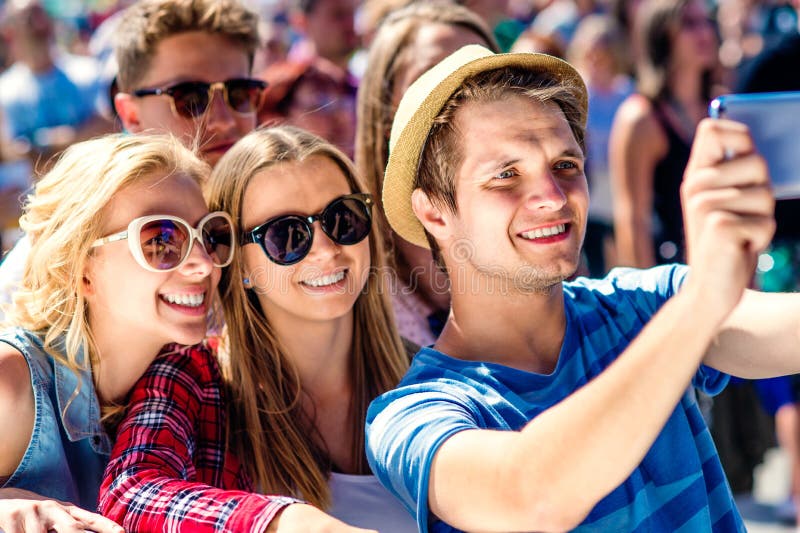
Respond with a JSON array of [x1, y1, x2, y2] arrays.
[[366, 265, 743, 532]]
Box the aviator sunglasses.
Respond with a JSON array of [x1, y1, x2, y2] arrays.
[[242, 193, 373, 266], [92, 212, 235, 272], [133, 78, 268, 119]]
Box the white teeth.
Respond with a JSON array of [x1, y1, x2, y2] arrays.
[[163, 293, 205, 307], [302, 271, 346, 287], [521, 224, 567, 240]]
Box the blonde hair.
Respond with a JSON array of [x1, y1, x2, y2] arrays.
[[207, 125, 408, 508], [354, 0, 497, 255], [114, 0, 261, 92], [4, 133, 209, 424]]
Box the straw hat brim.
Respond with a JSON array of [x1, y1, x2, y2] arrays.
[[382, 44, 587, 249]]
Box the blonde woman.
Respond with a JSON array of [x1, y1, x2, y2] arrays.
[[100, 126, 414, 532], [355, 1, 498, 347], [0, 133, 232, 532]]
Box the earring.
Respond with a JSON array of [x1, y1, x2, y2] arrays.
[[243, 278, 250, 285]]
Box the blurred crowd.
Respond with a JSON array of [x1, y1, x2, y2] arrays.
[[2, 0, 800, 262], [1, 0, 800, 525]]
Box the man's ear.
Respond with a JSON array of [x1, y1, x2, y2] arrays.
[[411, 188, 451, 241], [114, 92, 143, 133]]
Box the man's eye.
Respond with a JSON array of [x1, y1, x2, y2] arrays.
[[495, 169, 516, 180], [554, 160, 579, 170]]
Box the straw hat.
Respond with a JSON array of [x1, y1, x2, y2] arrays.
[[382, 44, 588, 248]]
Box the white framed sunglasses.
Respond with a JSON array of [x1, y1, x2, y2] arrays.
[[92, 212, 235, 273]]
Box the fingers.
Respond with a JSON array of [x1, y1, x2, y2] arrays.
[[67, 506, 124, 533], [682, 153, 771, 197], [0, 500, 115, 533], [29, 501, 84, 533], [695, 210, 775, 256], [683, 118, 776, 253], [686, 118, 757, 172]]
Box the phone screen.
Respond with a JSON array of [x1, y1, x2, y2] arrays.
[[709, 91, 800, 200]]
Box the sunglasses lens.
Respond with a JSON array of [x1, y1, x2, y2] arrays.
[[201, 215, 234, 266], [139, 220, 190, 270], [226, 79, 265, 114], [263, 217, 312, 265], [171, 82, 210, 118], [323, 197, 371, 245]]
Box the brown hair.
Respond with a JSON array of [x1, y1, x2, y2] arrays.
[[206, 125, 408, 508], [416, 67, 587, 266], [635, 0, 713, 102], [114, 0, 261, 91], [354, 0, 497, 256]]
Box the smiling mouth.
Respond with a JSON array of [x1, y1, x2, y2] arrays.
[[301, 270, 347, 288], [160, 292, 206, 308], [520, 223, 568, 240]]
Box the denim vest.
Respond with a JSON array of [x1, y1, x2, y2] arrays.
[[0, 327, 111, 509]]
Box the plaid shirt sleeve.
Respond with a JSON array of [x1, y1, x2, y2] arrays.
[[98, 342, 300, 532]]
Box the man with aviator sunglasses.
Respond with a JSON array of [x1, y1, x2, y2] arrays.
[[113, 0, 266, 168], [0, 0, 264, 317]]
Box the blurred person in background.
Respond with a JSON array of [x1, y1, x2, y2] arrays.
[[609, 0, 646, 76], [258, 53, 358, 157], [259, 0, 359, 156], [0, 108, 29, 256], [355, 0, 498, 347], [509, 27, 565, 56], [358, 0, 417, 46], [566, 14, 633, 276], [0, 0, 112, 165], [609, 0, 718, 267], [288, 0, 360, 73], [527, 0, 601, 53]]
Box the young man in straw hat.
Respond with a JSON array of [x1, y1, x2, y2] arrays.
[[365, 43, 797, 532]]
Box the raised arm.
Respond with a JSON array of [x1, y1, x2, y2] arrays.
[[702, 287, 800, 377], [609, 94, 668, 267], [390, 119, 773, 532]]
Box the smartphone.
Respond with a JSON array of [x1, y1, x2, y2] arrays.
[[709, 91, 800, 200]]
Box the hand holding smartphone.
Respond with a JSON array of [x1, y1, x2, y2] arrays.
[[709, 91, 800, 200]]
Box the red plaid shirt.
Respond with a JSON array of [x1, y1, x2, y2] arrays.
[[98, 342, 299, 532]]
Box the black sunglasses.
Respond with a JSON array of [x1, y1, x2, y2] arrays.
[[134, 78, 267, 119], [242, 193, 373, 265]]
